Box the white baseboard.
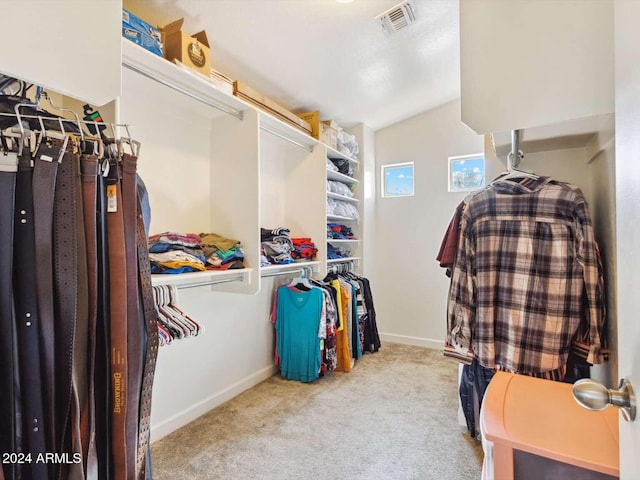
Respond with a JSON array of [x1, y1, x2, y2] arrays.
[[150, 364, 278, 443], [380, 332, 444, 350]]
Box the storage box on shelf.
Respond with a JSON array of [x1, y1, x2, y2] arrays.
[[122, 8, 163, 57], [297, 110, 338, 149], [161, 17, 211, 76], [234, 81, 312, 135]]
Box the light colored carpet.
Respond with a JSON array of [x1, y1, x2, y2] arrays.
[[150, 342, 484, 479]]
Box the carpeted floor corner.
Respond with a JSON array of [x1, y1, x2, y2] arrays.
[[150, 343, 484, 479]]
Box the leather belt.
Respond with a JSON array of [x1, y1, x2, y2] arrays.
[[32, 144, 61, 472], [53, 150, 88, 480], [121, 154, 141, 480], [70, 151, 90, 480], [80, 155, 100, 480], [94, 163, 112, 480], [0, 153, 17, 480], [134, 197, 159, 480], [15, 150, 49, 480], [105, 159, 129, 480]]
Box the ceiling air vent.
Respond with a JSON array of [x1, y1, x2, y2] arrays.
[[376, 0, 417, 34]]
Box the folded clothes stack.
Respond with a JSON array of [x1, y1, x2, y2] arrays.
[[148, 232, 206, 274], [327, 243, 351, 260], [261, 227, 294, 265], [327, 223, 356, 240], [291, 237, 318, 261], [327, 198, 360, 220], [199, 232, 245, 270]]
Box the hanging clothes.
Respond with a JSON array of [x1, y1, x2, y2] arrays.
[[273, 283, 326, 383], [444, 176, 608, 377], [269, 270, 380, 383]]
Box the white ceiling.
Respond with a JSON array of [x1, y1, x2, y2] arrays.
[[126, 0, 460, 131]]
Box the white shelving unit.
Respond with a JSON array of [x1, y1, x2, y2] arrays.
[[326, 145, 362, 272], [120, 39, 331, 290], [327, 192, 358, 203]]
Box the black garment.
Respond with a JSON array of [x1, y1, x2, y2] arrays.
[[359, 277, 381, 353], [459, 359, 495, 438]]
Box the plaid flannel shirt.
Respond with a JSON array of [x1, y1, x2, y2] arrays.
[[444, 176, 607, 375]]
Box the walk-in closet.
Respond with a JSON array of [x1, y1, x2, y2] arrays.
[[0, 1, 639, 479]]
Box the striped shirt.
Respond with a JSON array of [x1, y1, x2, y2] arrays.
[[444, 176, 607, 376]]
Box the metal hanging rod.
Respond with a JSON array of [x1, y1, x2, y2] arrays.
[[171, 274, 246, 291], [508, 129, 524, 170], [260, 125, 315, 152], [261, 266, 315, 279], [122, 61, 244, 120]]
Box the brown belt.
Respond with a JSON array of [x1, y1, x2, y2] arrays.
[[32, 144, 61, 473], [134, 196, 159, 480], [121, 154, 142, 480], [80, 155, 100, 480], [106, 160, 129, 480]]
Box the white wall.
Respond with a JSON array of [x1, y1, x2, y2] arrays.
[[373, 100, 486, 347], [588, 140, 617, 387]]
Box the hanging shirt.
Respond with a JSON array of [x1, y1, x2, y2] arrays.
[[275, 286, 324, 383], [445, 176, 607, 375]]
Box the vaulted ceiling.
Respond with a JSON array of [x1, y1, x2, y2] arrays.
[[125, 0, 460, 131]]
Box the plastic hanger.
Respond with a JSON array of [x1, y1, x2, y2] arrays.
[[290, 268, 313, 291]]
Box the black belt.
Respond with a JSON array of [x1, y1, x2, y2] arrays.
[[0, 153, 17, 480], [15, 150, 48, 480], [94, 161, 112, 480], [32, 144, 61, 473]]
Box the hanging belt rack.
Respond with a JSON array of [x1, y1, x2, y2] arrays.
[[0, 112, 132, 130]]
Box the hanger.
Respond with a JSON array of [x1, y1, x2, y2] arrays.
[[290, 267, 313, 291], [495, 129, 538, 182]]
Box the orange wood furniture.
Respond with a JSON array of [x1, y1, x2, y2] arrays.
[[481, 372, 619, 479]]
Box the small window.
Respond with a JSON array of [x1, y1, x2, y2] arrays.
[[448, 154, 485, 192], [381, 162, 414, 197]]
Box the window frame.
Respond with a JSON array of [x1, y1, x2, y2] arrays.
[[380, 162, 415, 198]]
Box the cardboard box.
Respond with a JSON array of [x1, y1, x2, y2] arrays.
[[122, 9, 163, 57], [234, 81, 311, 134], [297, 111, 338, 148], [319, 123, 338, 149], [162, 18, 211, 76]]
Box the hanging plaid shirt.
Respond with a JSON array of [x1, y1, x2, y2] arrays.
[[444, 176, 607, 376]]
